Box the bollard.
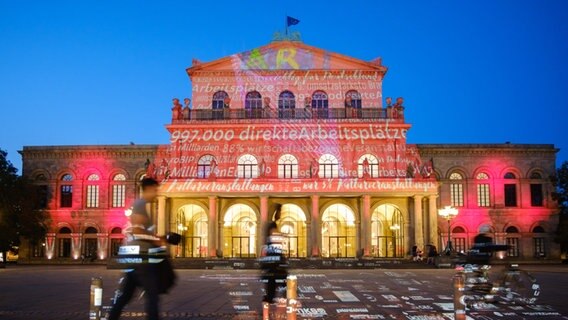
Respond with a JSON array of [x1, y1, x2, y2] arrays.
[[453, 270, 466, 320], [90, 277, 103, 320], [286, 275, 297, 320], [262, 301, 270, 320]]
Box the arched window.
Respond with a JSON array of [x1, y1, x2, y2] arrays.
[[503, 172, 517, 207], [60, 174, 73, 208], [237, 154, 258, 178], [357, 154, 379, 178], [345, 90, 362, 109], [278, 154, 298, 179], [212, 91, 228, 109], [530, 172, 543, 179], [223, 204, 257, 257], [245, 91, 262, 109], [311, 91, 328, 109], [86, 174, 100, 208], [176, 204, 208, 258], [322, 204, 356, 258], [276, 204, 308, 257], [504, 172, 516, 179], [319, 154, 339, 178], [111, 227, 122, 234], [449, 172, 464, 207], [111, 173, 126, 208], [371, 204, 404, 258], [57, 227, 72, 258], [278, 91, 295, 109], [278, 91, 295, 118], [533, 226, 545, 233], [59, 227, 72, 234], [197, 155, 216, 179], [476, 172, 490, 207]]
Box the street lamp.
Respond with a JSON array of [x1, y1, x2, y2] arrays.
[[438, 206, 459, 255]]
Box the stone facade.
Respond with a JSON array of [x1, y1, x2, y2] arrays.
[[18, 41, 559, 263]]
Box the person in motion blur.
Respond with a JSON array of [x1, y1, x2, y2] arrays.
[[108, 177, 173, 320], [260, 205, 288, 305]]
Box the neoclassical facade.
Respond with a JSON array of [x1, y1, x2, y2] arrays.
[[18, 41, 559, 263]]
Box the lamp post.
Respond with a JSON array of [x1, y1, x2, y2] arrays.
[[438, 206, 459, 255], [389, 224, 400, 257]]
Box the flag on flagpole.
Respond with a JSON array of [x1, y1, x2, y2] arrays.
[[287, 16, 300, 27]]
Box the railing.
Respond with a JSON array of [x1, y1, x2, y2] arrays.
[[172, 107, 404, 122]]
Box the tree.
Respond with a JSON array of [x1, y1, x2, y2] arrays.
[[0, 149, 50, 262], [552, 161, 568, 259]]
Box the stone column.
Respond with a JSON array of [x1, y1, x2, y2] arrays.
[[259, 196, 269, 256], [157, 196, 167, 236], [208, 196, 218, 257], [428, 194, 438, 246], [97, 233, 108, 260], [45, 233, 56, 259], [361, 195, 371, 256], [413, 195, 424, 250], [71, 233, 82, 260], [311, 195, 320, 257]]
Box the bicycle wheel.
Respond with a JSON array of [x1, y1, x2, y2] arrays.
[[498, 268, 540, 305]]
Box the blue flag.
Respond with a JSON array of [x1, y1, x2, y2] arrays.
[[287, 16, 300, 27]]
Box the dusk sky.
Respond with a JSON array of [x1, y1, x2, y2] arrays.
[[1, 1, 567, 172]]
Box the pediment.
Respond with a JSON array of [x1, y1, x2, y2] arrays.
[[187, 41, 387, 75]]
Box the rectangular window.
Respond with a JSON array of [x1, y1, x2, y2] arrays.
[[450, 183, 464, 207], [278, 163, 298, 178], [530, 184, 544, 207], [112, 185, 126, 208], [238, 164, 257, 178], [83, 238, 98, 256], [58, 238, 71, 258], [506, 237, 520, 257], [453, 237, 466, 253], [110, 238, 123, 257], [37, 185, 49, 209], [32, 243, 45, 258], [477, 183, 490, 207], [86, 185, 99, 208], [60, 185, 73, 208], [534, 238, 546, 257], [504, 184, 517, 207]]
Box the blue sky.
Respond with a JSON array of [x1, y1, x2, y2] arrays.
[[1, 1, 567, 172]]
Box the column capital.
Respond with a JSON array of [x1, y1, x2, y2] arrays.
[[361, 194, 371, 200], [157, 195, 167, 201], [310, 194, 320, 200], [208, 195, 217, 200], [413, 194, 424, 200], [428, 194, 438, 200]]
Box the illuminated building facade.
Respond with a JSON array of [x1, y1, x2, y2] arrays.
[[18, 41, 559, 263]]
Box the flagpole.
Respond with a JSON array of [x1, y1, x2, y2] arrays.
[[285, 15, 288, 38]]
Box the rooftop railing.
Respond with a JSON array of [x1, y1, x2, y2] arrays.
[[171, 107, 404, 123]]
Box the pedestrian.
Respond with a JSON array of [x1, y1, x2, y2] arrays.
[[108, 177, 175, 320], [260, 206, 288, 306], [427, 245, 438, 265]]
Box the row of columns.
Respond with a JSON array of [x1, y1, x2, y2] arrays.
[[155, 193, 439, 257]]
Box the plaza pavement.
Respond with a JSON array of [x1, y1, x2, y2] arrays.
[[0, 265, 567, 320]]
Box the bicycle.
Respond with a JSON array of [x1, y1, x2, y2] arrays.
[[455, 254, 541, 309]]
